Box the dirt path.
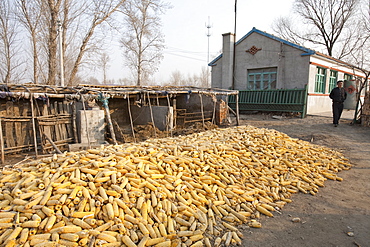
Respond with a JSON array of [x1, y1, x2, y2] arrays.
[[235, 111, 370, 247]]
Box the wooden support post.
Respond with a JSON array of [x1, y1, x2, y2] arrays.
[[0, 118, 4, 164], [103, 103, 117, 145], [173, 98, 177, 129], [228, 105, 237, 116], [71, 102, 78, 142], [199, 94, 205, 128], [147, 92, 157, 138], [5, 102, 15, 148], [14, 103, 22, 146], [212, 96, 217, 125], [30, 94, 38, 158], [166, 95, 173, 137], [43, 133, 63, 154], [127, 96, 136, 142], [98, 93, 117, 145], [80, 95, 91, 149], [112, 119, 125, 142]]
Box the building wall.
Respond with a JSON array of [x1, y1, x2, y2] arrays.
[[211, 59, 223, 89], [131, 105, 173, 131], [211, 30, 368, 115], [307, 55, 365, 114], [211, 32, 311, 91]]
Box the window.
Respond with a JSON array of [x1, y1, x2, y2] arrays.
[[247, 68, 277, 90], [328, 70, 338, 92], [344, 74, 352, 84], [315, 67, 326, 93]]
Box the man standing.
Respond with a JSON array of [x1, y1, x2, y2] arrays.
[[329, 80, 347, 127]]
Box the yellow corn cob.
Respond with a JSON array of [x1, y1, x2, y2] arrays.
[[0, 125, 352, 246]]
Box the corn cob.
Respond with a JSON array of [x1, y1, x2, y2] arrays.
[[0, 125, 351, 246]]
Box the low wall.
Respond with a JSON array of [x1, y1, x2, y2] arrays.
[[306, 94, 332, 114], [130, 105, 173, 131]]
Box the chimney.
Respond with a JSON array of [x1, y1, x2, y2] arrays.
[[222, 32, 235, 89]]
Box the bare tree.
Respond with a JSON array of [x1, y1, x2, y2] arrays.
[[86, 76, 99, 84], [13, 0, 124, 86], [199, 66, 210, 88], [0, 0, 24, 84], [273, 0, 363, 59], [44, 0, 63, 86], [16, 0, 45, 84], [66, 0, 125, 86], [120, 0, 170, 86], [167, 70, 184, 86], [346, 4, 370, 122], [99, 52, 110, 84], [166, 68, 211, 87]]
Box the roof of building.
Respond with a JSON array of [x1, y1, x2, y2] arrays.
[[0, 84, 239, 100], [208, 27, 363, 71]]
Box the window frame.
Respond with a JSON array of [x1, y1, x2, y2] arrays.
[[344, 74, 352, 84], [328, 70, 338, 92], [314, 67, 326, 93], [247, 68, 277, 90]]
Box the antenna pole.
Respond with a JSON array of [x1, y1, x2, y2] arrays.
[[232, 0, 237, 90], [206, 16, 212, 86]]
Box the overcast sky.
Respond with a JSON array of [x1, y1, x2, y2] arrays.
[[108, 0, 295, 84]]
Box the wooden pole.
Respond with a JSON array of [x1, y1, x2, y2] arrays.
[[127, 96, 136, 142], [147, 92, 157, 138], [103, 103, 117, 145], [166, 95, 173, 137], [80, 95, 91, 149], [71, 102, 78, 142], [0, 117, 4, 164], [173, 98, 177, 129], [212, 96, 217, 125], [199, 94, 205, 128], [30, 94, 38, 158], [43, 133, 62, 154], [97, 93, 117, 145]]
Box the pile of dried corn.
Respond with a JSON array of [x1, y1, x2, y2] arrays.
[[0, 125, 351, 247]]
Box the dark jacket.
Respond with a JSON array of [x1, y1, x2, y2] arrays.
[[329, 87, 347, 103]]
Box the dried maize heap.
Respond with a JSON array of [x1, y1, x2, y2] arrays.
[[0, 125, 351, 247]]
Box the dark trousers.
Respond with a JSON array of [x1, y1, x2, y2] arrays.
[[332, 102, 344, 124]]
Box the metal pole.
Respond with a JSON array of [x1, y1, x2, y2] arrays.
[[206, 16, 212, 87], [232, 0, 237, 90], [58, 21, 65, 87]]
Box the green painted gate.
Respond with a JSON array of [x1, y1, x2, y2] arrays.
[[229, 85, 308, 118]]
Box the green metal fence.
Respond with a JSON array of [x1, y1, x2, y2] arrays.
[[229, 85, 308, 118]]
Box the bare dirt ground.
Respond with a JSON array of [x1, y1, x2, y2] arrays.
[[234, 110, 370, 247]]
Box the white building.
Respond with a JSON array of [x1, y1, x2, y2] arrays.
[[209, 27, 366, 114]]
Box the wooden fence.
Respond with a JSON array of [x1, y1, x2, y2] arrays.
[[0, 98, 76, 160], [228, 86, 308, 118]]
